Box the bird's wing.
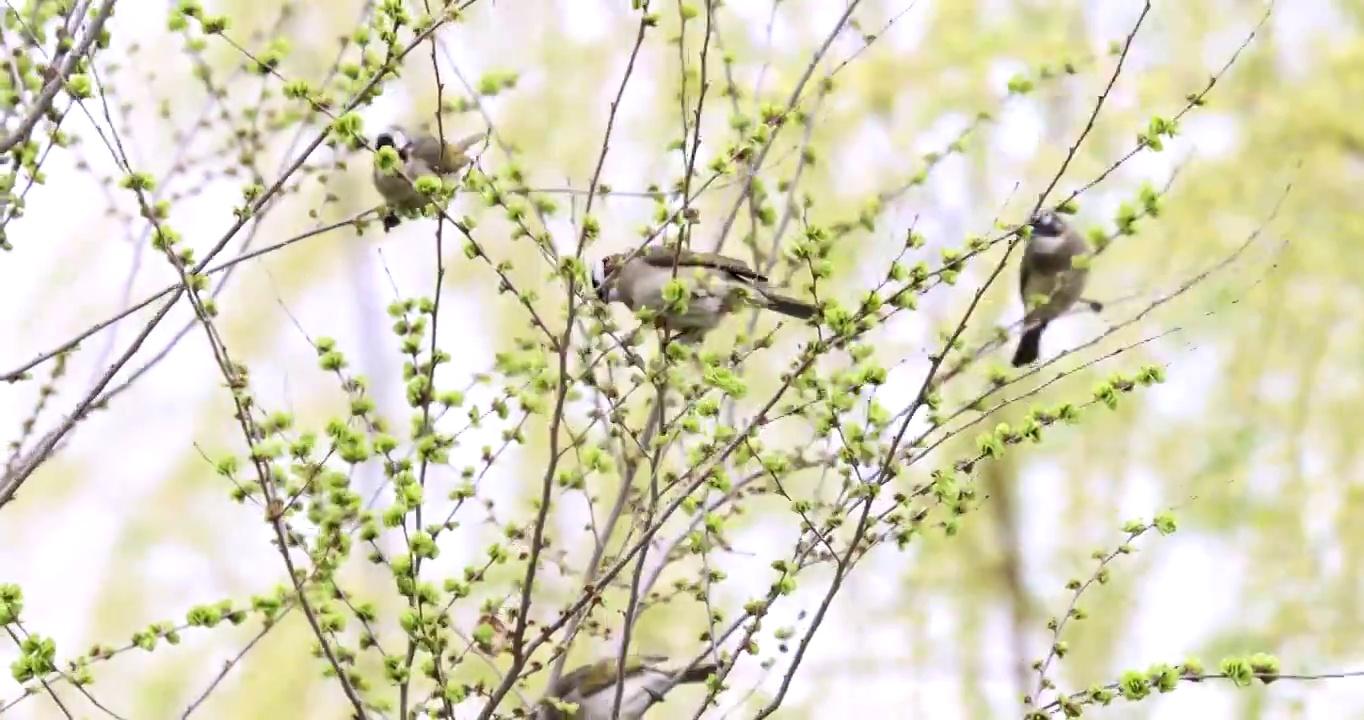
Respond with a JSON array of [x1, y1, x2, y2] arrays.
[[1018, 244, 1055, 322], [575, 668, 673, 720], [550, 664, 596, 697], [403, 133, 484, 174], [637, 248, 768, 283], [628, 654, 671, 670]]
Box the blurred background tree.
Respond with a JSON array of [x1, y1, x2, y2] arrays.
[[0, 0, 1349, 718]]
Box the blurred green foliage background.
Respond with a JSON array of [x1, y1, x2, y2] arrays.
[[0, 0, 1354, 718]]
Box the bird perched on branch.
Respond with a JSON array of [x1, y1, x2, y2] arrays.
[[590, 247, 817, 343], [1011, 208, 1099, 367], [534, 655, 719, 720], [371, 127, 485, 232]]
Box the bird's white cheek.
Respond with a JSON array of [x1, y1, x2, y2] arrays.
[[1029, 233, 1068, 254], [691, 296, 723, 316]]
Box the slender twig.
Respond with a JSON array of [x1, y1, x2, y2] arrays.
[[0, 10, 459, 509], [397, 10, 457, 716], [180, 621, 277, 719], [0, 0, 115, 153], [480, 7, 656, 719], [1032, 0, 1152, 212], [710, 0, 863, 254]]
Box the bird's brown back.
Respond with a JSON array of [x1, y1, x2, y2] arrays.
[[636, 247, 767, 282]]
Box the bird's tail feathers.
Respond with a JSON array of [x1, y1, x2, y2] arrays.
[[753, 283, 817, 320], [676, 662, 719, 685], [451, 131, 488, 154], [1011, 322, 1047, 367]]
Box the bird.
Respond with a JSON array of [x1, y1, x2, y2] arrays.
[[1011, 208, 1097, 367], [589, 247, 818, 343], [533, 655, 719, 720], [371, 127, 485, 232]]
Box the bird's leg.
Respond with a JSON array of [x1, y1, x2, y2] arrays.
[[651, 315, 670, 341], [655, 317, 699, 352]]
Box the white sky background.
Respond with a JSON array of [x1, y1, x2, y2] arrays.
[[0, 0, 1357, 718]]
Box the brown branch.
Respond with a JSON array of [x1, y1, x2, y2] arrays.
[[0, 0, 115, 154]]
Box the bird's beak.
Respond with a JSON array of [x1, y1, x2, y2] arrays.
[[595, 263, 613, 301]]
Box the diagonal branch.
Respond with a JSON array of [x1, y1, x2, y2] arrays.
[[0, 0, 115, 154]]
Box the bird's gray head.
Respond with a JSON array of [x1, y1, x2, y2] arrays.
[[589, 255, 618, 302], [375, 127, 411, 160], [1028, 209, 1067, 237]]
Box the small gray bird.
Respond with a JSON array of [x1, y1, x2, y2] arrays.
[[534, 655, 719, 720], [371, 127, 485, 232], [590, 247, 817, 343], [1012, 209, 1096, 367]]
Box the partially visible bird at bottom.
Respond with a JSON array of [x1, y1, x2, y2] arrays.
[[533, 655, 719, 720], [590, 247, 818, 344], [1011, 208, 1098, 367], [371, 126, 486, 232]]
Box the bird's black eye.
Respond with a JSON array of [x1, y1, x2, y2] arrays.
[[1029, 210, 1062, 235]]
